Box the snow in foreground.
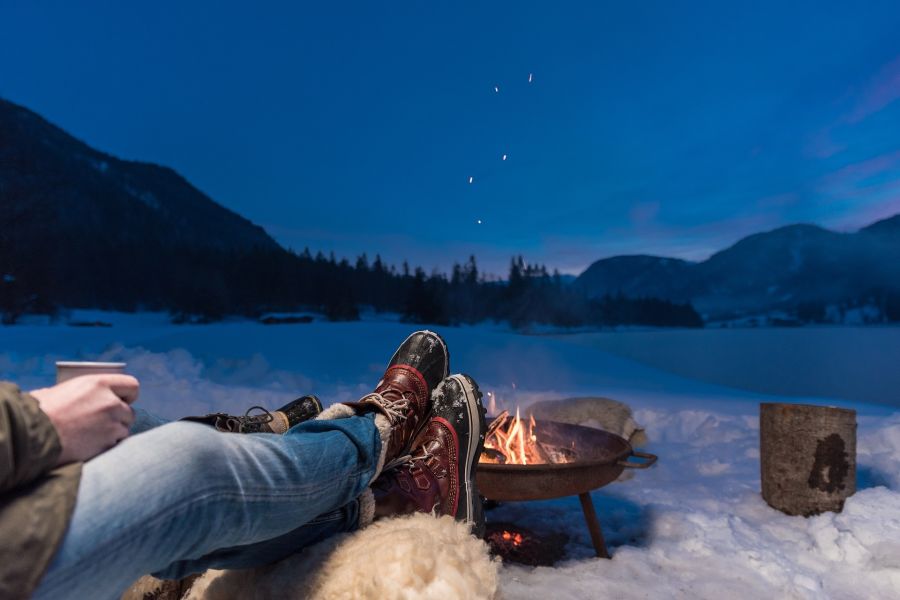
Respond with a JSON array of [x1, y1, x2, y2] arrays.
[[2, 313, 899, 599]]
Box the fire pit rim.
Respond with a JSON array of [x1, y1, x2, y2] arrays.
[[476, 417, 657, 502], [477, 448, 632, 472]]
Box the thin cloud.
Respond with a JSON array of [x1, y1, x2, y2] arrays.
[[845, 54, 900, 124], [804, 128, 845, 159], [818, 149, 900, 191]]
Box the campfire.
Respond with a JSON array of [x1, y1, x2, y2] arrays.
[[475, 404, 657, 559], [480, 408, 577, 465]]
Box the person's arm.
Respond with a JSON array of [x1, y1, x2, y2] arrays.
[[0, 383, 63, 494]]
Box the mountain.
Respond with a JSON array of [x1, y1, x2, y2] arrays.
[[859, 213, 900, 237], [0, 97, 279, 252], [575, 217, 900, 319], [573, 255, 695, 301], [0, 97, 283, 311]]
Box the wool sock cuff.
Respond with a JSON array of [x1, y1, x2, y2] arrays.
[[372, 413, 392, 481], [315, 403, 356, 421], [357, 488, 376, 528]]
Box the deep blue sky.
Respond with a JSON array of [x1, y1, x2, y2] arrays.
[[3, 1, 900, 275]]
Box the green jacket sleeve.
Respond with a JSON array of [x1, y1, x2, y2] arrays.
[[0, 382, 63, 494]]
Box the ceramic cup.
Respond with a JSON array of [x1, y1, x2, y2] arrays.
[[55, 361, 128, 384]]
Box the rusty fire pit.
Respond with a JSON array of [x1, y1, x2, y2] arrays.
[[476, 418, 657, 558]]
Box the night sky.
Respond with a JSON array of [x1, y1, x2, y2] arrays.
[[3, 1, 900, 276]]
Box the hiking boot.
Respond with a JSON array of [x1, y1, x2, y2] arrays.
[[182, 395, 323, 434], [344, 330, 449, 462], [371, 374, 487, 535]]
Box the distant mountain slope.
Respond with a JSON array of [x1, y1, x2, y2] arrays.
[[860, 213, 900, 237], [0, 97, 279, 253], [574, 255, 695, 301], [0, 97, 286, 310], [575, 217, 900, 319]]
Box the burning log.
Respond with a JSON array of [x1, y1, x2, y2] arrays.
[[481, 408, 574, 465]]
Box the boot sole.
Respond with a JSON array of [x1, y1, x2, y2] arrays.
[[448, 373, 486, 530]]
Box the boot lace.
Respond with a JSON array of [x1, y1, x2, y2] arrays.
[[358, 389, 415, 424], [225, 406, 274, 433], [383, 447, 435, 472]]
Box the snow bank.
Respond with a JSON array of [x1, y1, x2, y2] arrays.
[[497, 408, 900, 599]]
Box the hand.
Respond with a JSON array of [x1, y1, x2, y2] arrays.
[[30, 374, 140, 465]]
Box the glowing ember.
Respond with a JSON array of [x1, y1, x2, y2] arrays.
[[480, 407, 576, 465], [501, 531, 524, 545], [485, 522, 568, 566]]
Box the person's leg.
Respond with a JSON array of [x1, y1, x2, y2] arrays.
[[155, 500, 361, 578], [34, 415, 381, 600], [131, 407, 170, 433], [167, 370, 489, 577], [125, 409, 360, 578]]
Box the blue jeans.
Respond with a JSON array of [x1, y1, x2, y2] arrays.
[[34, 409, 380, 600]]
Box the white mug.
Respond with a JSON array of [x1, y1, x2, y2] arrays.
[[55, 361, 127, 384]]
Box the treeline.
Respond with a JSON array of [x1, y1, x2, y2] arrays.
[[792, 290, 900, 325], [0, 241, 703, 329], [401, 256, 703, 328]]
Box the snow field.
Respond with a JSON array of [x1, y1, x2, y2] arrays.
[[2, 314, 899, 598]]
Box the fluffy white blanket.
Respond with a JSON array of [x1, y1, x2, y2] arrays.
[[131, 514, 500, 600]]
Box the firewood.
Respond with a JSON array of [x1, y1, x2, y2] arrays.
[[485, 411, 509, 440]]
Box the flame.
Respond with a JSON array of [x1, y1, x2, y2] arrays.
[[482, 406, 537, 465], [481, 404, 576, 466]]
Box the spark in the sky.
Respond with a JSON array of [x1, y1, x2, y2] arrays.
[[502, 154, 507, 161], [468, 176, 474, 184], [477, 219, 482, 225], [494, 85, 499, 93], [528, 72, 533, 83]]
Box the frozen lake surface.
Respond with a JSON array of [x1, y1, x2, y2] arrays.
[[554, 326, 900, 408]]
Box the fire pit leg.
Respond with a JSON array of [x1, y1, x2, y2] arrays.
[[578, 492, 610, 559]]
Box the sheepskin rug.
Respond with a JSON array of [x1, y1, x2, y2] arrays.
[[527, 396, 647, 447], [181, 513, 499, 600]]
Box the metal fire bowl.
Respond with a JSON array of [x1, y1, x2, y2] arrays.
[[476, 418, 657, 502]]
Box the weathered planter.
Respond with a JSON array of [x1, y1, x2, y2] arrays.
[[760, 403, 856, 516]]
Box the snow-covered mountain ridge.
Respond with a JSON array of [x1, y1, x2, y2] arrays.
[[576, 216, 900, 320]]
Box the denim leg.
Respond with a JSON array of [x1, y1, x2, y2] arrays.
[[131, 407, 170, 434], [34, 414, 380, 600], [131, 409, 358, 578], [155, 500, 359, 579]]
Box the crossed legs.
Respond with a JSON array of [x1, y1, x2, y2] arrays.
[[34, 414, 381, 600]]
